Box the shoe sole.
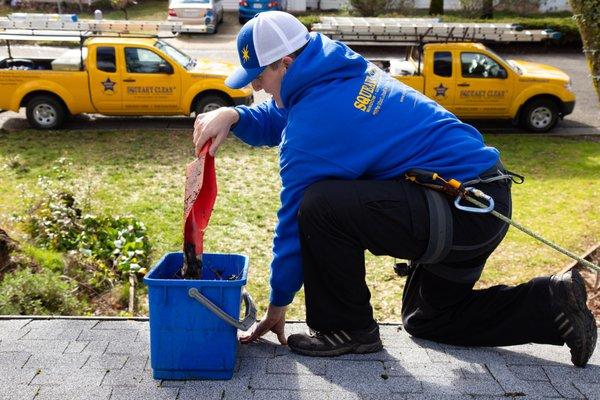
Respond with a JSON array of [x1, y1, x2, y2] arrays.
[[289, 340, 383, 358], [561, 270, 597, 367]]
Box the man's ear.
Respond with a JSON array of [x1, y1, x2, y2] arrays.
[[282, 56, 294, 68]]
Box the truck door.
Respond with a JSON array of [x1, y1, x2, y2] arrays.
[[454, 52, 513, 117], [424, 51, 456, 112], [121, 47, 181, 114], [89, 46, 122, 112]]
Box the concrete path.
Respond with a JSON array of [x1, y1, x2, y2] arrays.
[[0, 317, 599, 399]]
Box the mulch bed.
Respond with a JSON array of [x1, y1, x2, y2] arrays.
[[575, 250, 600, 323]]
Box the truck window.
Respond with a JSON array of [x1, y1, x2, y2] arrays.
[[97, 47, 116, 73], [124, 48, 171, 74], [433, 52, 452, 77], [461, 52, 505, 79]]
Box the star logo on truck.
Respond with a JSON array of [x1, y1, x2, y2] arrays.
[[102, 78, 116, 92], [434, 83, 448, 97]]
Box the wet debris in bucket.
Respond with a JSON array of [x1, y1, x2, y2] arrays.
[[181, 243, 202, 279]]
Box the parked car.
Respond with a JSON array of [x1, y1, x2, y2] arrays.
[[168, 0, 224, 34], [238, 0, 286, 24]]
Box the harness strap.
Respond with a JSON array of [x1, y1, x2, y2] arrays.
[[413, 189, 453, 265]]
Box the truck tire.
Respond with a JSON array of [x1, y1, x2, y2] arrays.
[[194, 94, 230, 116], [520, 98, 559, 133], [26, 95, 66, 130]]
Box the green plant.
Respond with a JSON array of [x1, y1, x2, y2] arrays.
[[349, 0, 397, 16], [0, 268, 87, 315], [22, 158, 151, 278]]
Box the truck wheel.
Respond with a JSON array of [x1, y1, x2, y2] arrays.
[[194, 94, 230, 116], [26, 95, 66, 130], [520, 98, 559, 133]]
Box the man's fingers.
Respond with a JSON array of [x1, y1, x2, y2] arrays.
[[209, 130, 228, 156], [194, 113, 206, 129], [239, 319, 274, 344], [276, 331, 287, 345]]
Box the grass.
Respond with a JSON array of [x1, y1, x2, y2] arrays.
[[0, 129, 598, 321]]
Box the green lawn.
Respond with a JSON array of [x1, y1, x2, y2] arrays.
[[0, 129, 598, 321]]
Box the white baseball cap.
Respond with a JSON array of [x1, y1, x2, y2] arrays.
[[225, 11, 310, 89]]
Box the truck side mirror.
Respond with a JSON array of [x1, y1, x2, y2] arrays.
[[498, 69, 507, 79], [159, 63, 174, 74]]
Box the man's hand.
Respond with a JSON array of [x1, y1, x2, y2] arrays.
[[193, 107, 239, 157], [240, 304, 287, 345]]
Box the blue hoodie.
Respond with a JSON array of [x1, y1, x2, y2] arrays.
[[233, 33, 499, 307]]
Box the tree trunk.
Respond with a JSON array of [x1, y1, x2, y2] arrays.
[[481, 0, 494, 19], [568, 0, 600, 102], [429, 0, 444, 15]]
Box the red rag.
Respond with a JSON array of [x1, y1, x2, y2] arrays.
[[183, 140, 217, 259]]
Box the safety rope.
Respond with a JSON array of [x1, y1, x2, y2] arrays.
[[464, 195, 600, 273]]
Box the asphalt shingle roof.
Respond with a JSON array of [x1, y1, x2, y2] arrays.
[[1, 318, 598, 399]]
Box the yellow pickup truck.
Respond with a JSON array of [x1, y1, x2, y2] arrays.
[[373, 42, 575, 132], [0, 37, 253, 129]]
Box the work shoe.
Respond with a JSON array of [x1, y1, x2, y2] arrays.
[[549, 269, 597, 367], [287, 322, 383, 357]]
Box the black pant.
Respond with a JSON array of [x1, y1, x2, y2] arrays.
[[297, 176, 563, 346]]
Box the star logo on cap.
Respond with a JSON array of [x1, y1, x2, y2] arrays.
[[102, 77, 116, 92], [434, 83, 447, 97], [242, 45, 250, 63]]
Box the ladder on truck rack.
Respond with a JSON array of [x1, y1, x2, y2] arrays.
[[0, 14, 207, 35], [312, 16, 561, 45]]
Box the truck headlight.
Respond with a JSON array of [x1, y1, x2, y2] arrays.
[[564, 80, 572, 91]]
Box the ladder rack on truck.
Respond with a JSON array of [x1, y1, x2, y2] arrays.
[[312, 16, 561, 46], [0, 14, 207, 34]]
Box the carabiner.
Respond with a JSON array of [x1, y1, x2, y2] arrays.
[[454, 187, 495, 213]]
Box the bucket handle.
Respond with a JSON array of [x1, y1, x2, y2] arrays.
[[188, 287, 257, 331]]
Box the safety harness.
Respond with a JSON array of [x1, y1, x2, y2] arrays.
[[396, 162, 600, 278]]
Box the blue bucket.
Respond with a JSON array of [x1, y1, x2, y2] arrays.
[[143, 252, 256, 380]]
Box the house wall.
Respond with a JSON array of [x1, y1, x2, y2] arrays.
[[222, 0, 572, 12]]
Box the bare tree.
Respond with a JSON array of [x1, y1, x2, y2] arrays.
[[481, 0, 493, 18], [429, 0, 444, 15], [569, 0, 600, 102]]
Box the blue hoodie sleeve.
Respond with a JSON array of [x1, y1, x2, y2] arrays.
[[269, 145, 359, 306], [232, 99, 287, 147]]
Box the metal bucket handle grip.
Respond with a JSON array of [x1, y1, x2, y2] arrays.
[[188, 287, 257, 331]]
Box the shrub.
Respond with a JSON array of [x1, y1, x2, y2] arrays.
[[22, 158, 151, 278], [350, 0, 412, 17], [0, 268, 87, 315]]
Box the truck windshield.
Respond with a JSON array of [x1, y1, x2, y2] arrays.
[[154, 40, 196, 70], [483, 46, 520, 75]]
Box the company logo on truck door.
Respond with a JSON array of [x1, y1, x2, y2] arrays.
[[434, 83, 448, 97], [102, 78, 116, 92], [459, 89, 507, 99], [126, 86, 176, 95]]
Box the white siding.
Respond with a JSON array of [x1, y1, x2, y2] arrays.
[[287, 0, 307, 11], [306, 0, 319, 9], [222, 0, 570, 12], [540, 0, 571, 12], [320, 0, 347, 10], [223, 0, 238, 11], [317, 0, 569, 12]]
